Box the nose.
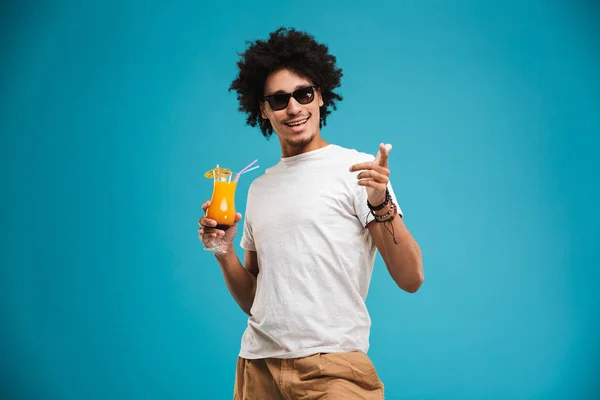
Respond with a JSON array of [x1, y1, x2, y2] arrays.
[[286, 96, 302, 115]]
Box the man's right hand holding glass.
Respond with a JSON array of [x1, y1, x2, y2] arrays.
[[198, 200, 242, 255]]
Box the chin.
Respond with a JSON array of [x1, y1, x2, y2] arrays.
[[284, 131, 316, 147]]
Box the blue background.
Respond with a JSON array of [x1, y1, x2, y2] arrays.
[[2, 1, 599, 399]]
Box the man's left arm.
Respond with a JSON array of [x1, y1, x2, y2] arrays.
[[367, 207, 423, 293], [350, 143, 424, 293]]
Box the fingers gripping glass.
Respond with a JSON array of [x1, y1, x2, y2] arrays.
[[263, 85, 318, 111]]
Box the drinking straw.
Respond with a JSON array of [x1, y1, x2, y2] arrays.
[[234, 159, 259, 182], [239, 165, 259, 175], [234, 165, 260, 182]]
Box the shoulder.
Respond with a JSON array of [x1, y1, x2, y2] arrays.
[[246, 164, 281, 194]]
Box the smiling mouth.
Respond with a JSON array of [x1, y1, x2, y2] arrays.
[[284, 116, 309, 128]]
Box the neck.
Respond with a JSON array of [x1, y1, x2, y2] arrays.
[[279, 133, 329, 158]]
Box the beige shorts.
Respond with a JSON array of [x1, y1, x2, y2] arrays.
[[234, 351, 385, 399]]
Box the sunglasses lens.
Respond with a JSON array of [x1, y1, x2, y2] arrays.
[[294, 87, 315, 104], [269, 94, 289, 110]]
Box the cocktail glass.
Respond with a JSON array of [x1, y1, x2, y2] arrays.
[[204, 167, 237, 254]]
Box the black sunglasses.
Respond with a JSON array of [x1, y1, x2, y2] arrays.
[[263, 85, 318, 111]]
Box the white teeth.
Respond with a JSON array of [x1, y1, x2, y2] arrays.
[[286, 118, 308, 127]]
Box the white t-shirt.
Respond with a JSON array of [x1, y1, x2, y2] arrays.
[[239, 144, 401, 359]]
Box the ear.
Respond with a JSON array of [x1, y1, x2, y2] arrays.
[[318, 89, 324, 107], [260, 102, 268, 119]]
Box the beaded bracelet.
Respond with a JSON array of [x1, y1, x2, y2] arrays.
[[373, 202, 397, 223], [369, 195, 399, 244], [367, 187, 391, 212]]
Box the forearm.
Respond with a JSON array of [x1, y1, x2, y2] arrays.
[[214, 251, 257, 315], [373, 204, 424, 292]]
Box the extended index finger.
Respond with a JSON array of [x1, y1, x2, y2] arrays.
[[349, 161, 388, 173], [377, 143, 392, 166]]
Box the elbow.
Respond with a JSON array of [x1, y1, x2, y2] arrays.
[[242, 298, 255, 317], [402, 275, 423, 293], [395, 262, 425, 293], [404, 248, 424, 293], [386, 243, 424, 293], [239, 295, 256, 317], [242, 302, 254, 317], [397, 266, 424, 293]]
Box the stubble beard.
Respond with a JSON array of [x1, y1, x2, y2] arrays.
[[283, 131, 317, 148]]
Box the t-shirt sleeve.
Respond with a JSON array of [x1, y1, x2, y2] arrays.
[[240, 195, 256, 251], [351, 156, 403, 228]]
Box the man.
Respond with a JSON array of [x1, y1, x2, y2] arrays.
[[198, 27, 423, 399]]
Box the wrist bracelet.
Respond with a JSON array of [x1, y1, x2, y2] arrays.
[[372, 201, 399, 244], [367, 187, 391, 212], [373, 201, 397, 223]]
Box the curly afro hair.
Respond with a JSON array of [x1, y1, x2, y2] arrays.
[[229, 27, 343, 138]]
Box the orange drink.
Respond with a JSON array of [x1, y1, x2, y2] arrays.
[[206, 180, 237, 229], [203, 165, 238, 254]]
